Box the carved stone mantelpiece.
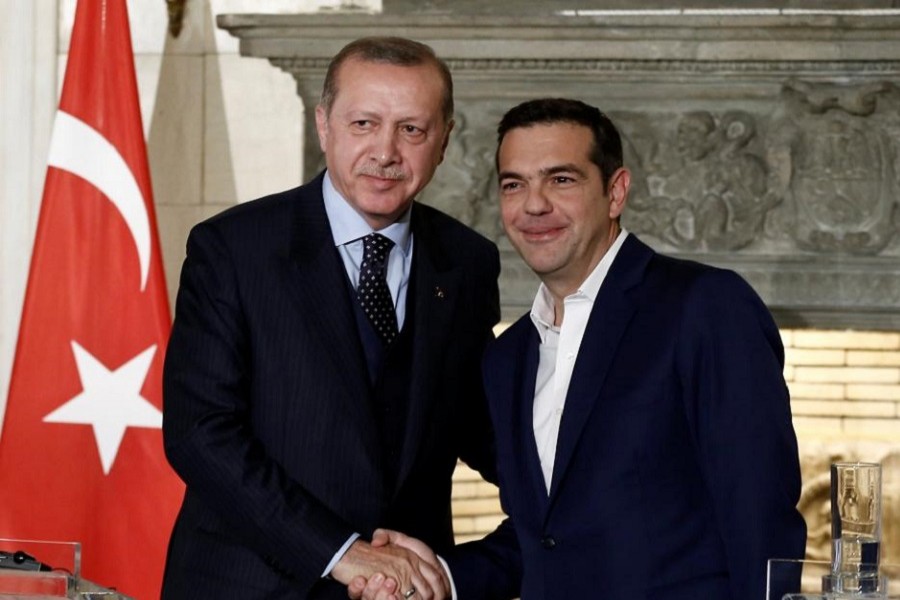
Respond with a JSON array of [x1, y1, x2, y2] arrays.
[[218, 10, 900, 328]]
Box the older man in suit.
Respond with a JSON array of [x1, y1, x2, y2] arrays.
[[354, 98, 806, 600], [160, 37, 499, 600]]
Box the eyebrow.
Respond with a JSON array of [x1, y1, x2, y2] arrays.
[[541, 164, 587, 178], [498, 163, 587, 180]]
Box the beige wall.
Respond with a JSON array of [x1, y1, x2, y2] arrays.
[[787, 330, 900, 439]]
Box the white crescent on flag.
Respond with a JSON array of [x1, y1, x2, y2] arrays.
[[47, 109, 152, 291]]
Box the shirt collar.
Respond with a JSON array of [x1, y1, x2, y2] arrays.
[[530, 230, 630, 340], [322, 171, 412, 255]]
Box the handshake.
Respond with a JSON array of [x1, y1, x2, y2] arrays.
[[332, 529, 450, 600]]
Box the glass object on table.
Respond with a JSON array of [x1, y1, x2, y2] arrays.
[[0, 538, 79, 598], [0, 539, 132, 598], [769, 559, 900, 600], [823, 463, 885, 597], [769, 462, 891, 599]]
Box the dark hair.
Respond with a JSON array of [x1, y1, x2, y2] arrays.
[[320, 36, 454, 123], [497, 98, 623, 189]]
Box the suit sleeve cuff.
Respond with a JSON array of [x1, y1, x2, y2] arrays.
[[322, 532, 361, 578], [437, 555, 458, 600]]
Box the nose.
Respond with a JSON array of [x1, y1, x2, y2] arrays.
[[523, 184, 552, 215], [371, 128, 399, 166]]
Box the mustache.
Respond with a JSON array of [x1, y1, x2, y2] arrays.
[[355, 164, 407, 180]]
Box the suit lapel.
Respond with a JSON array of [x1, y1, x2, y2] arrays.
[[282, 176, 378, 454], [395, 207, 461, 491], [515, 325, 551, 510], [488, 317, 550, 515], [547, 235, 653, 501]]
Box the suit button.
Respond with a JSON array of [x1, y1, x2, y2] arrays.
[[540, 536, 556, 549]]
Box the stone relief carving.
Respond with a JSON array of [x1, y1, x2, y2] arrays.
[[419, 84, 900, 264], [624, 110, 778, 252], [767, 80, 900, 255], [418, 108, 505, 241]]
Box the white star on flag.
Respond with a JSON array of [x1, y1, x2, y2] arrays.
[[44, 341, 163, 475]]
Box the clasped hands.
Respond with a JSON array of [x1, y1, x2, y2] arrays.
[[332, 529, 448, 600]]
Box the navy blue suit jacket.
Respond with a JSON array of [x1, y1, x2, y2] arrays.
[[161, 172, 500, 599], [448, 234, 806, 600]]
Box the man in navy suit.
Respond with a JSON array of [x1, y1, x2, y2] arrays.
[[160, 37, 499, 600], [354, 98, 806, 600]]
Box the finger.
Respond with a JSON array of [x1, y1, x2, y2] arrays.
[[416, 559, 448, 599], [347, 575, 367, 599], [359, 573, 393, 600], [405, 567, 437, 600], [371, 582, 399, 600]]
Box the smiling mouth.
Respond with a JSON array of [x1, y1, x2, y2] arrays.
[[359, 175, 406, 192], [520, 227, 565, 241]]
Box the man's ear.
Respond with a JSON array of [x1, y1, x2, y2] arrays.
[[438, 119, 455, 164], [607, 167, 631, 220], [314, 104, 329, 153]]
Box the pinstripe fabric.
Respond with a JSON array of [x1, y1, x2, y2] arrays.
[[161, 172, 500, 599]]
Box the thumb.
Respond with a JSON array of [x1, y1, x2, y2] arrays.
[[371, 528, 402, 547]]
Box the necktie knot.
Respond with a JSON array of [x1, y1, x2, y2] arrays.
[[358, 234, 398, 345], [362, 233, 394, 268]]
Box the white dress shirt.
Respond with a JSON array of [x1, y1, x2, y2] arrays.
[[530, 230, 629, 491]]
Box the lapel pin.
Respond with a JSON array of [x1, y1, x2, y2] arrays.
[[433, 286, 445, 299]]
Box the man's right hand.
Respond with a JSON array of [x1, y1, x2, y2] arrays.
[[332, 537, 448, 600]]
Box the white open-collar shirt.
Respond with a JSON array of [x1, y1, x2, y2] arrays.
[[529, 230, 629, 491]]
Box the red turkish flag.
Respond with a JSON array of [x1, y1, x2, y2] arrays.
[[0, 0, 184, 598]]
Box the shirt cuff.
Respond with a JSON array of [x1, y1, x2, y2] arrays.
[[322, 532, 361, 578], [436, 555, 458, 600]]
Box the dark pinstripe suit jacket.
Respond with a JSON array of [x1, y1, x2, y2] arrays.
[[161, 172, 500, 599]]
